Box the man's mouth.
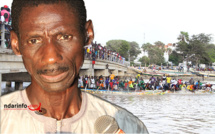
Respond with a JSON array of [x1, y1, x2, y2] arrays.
[[38, 66, 70, 83], [40, 71, 69, 83]]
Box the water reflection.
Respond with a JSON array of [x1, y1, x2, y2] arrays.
[[97, 94, 215, 134]]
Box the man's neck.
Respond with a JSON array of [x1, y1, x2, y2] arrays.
[[26, 82, 82, 120]]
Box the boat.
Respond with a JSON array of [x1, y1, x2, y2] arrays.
[[81, 88, 214, 95], [198, 72, 215, 77], [190, 68, 215, 77], [81, 88, 167, 95]]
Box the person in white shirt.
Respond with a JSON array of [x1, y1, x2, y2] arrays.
[[90, 76, 96, 88], [171, 78, 178, 90]]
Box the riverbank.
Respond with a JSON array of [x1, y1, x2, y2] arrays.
[[130, 67, 215, 81]]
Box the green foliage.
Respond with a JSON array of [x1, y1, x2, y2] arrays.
[[106, 40, 140, 61], [169, 51, 183, 65], [106, 32, 215, 66], [141, 42, 165, 65], [175, 32, 214, 65], [176, 31, 190, 59], [129, 41, 141, 61], [189, 34, 211, 64], [166, 48, 172, 55], [154, 41, 165, 48], [118, 40, 130, 59], [138, 56, 150, 66], [205, 44, 215, 63], [177, 31, 189, 42], [147, 47, 165, 65], [141, 43, 153, 51], [106, 40, 130, 60], [154, 41, 165, 52]]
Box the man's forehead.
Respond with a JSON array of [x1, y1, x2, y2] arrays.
[[18, 3, 80, 33], [19, 3, 77, 21]]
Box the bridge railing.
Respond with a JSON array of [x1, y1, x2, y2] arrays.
[[85, 51, 130, 66], [0, 22, 11, 49]]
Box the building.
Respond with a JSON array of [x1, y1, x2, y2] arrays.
[[134, 48, 148, 64], [135, 43, 177, 64]]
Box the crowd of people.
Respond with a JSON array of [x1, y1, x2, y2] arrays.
[[78, 74, 213, 92], [152, 75, 212, 92], [0, 5, 11, 49], [196, 67, 215, 71], [84, 41, 125, 64]]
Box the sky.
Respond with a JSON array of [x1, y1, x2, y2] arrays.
[[1, 0, 215, 47]]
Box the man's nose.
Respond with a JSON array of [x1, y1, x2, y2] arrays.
[[41, 39, 63, 64]]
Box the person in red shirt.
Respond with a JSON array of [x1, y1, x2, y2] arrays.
[[109, 80, 113, 91], [178, 79, 182, 85], [124, 80, 128, 90]]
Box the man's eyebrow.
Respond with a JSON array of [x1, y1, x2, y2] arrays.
[[23, 25, 77, 38], [49, 25, 76, 35], [24, 32, 44, 38], [28, 35, 43, 38]]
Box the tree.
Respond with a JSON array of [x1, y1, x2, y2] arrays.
[[141, 43, 153, 51], [138, 56, 150, 66], [175, 32, 214, 66], [206, 44, 215, 63], [118, 40, 130, 60], [169, 51, 183, 65], [176, 31, 190, 62], [166, 48, 172, 55], [188, 33, 211, 65], [141, 42, 165, 65], [177, 31, 189, 43], [147, 47, 165, 65], [106, 40, 135, 61], [128, 41, 141, 61], [154, 41, 165, 50]]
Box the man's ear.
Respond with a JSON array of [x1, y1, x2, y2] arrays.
[[10, 31, 21, 56], [85, 20, 94, 45]]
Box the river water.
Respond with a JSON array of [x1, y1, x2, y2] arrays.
[[97, 93, 215, 134], [1, 82, 215, 133]]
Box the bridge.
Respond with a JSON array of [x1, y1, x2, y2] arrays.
[[0, 49, 130, 92]]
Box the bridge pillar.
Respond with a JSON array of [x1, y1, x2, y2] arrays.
[[15, 82, 23, 90], [6, 81, 11, 88], [0, 73, 2, 96]]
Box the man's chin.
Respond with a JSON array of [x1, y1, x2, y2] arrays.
[[40, 83, 70, 93]]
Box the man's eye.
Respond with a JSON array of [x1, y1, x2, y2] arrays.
[[28, 39, 42, 44], [57, 34, 72, 41]]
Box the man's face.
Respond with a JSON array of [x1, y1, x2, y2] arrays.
[[14, 3, 89, 92]]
